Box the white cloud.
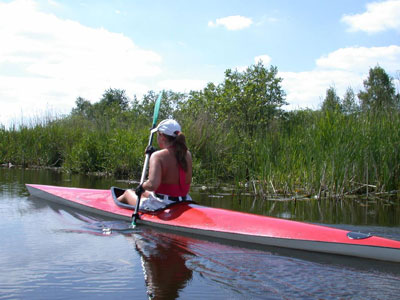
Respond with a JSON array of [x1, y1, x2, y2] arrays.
[[342, 0, 400, 33], [254, 54, 272, 65], [316, 46, 400, 72], [208, 15, 253, 31], [47, 0, 61, 7], [0, 0, 162, 127], [280, 70, 362, 110], [280, 45, 400, 110]]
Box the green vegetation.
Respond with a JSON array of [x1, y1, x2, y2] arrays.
[[1, 63, 399, 198]]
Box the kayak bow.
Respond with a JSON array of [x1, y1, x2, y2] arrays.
[[26, 184, 400, 263]]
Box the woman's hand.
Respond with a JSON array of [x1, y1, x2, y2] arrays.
[[135, 184, 145, 197], [145, 145, 157, 156]]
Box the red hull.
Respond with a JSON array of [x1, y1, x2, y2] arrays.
[[26, 184, 400, 262]]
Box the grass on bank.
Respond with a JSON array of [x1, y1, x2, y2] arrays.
[[1, 109, 399, 199]]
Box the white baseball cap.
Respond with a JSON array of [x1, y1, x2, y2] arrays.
[[151, 119, 181, 137]]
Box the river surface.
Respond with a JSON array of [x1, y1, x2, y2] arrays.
[[1, 168, 400, 299]]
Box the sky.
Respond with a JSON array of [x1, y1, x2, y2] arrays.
[[0, 0, 400, 127]]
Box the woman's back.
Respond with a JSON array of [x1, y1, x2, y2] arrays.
[[158, 148, 192, 185]]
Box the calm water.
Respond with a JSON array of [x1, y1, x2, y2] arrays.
[[1, 168, 400, 300]]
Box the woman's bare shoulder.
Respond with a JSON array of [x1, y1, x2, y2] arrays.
[[151, 149, 170, 160]]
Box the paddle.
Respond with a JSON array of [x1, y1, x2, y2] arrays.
[[132, 91, 163, 226]]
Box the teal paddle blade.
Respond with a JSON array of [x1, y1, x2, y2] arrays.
[[152, 92, 162, 128]]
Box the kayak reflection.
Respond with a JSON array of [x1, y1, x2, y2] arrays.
[[131, 227, 194, 299], [128, 226, 400, 300]]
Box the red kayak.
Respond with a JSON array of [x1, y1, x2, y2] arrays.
[[26, 184, 400, 262]]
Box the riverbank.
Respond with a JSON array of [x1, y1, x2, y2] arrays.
[[2, 162, 398, 202], [1, 109, 400, 199], [1, 65, 399, 199]]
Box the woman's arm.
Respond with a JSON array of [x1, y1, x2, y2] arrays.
[[142, 152, 162, 191]]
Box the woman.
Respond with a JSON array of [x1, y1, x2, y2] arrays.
[[118, 119, 192, 211]]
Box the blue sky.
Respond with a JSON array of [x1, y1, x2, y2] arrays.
[[1, 0, 399, 126]]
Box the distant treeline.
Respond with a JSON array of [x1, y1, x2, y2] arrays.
[[1, 63, 399, 198]]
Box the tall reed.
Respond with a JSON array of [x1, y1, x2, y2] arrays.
[[1, 107, 399, 197], [247, 110, 400, 197]]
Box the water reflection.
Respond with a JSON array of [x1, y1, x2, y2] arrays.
[[196, 189, 400, 226], [2, 167, 400, 299], [131, 229, 193, 299], [29, 201, 400, 299], [126, 226, 400, 299], [0, 167, 131, 194], [20, 195, 192, 299]]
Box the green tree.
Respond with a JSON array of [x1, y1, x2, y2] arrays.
[[358, 66, 398, 112], [132, 90, 187, 123], [99, 88, 129, 111], [342, 87, 359, 114], [71, 89, 130, 121], [131, 90, 158, 121], [71, 97, 93, 118], [214, 62, 287, 136], [321, 86, 342, 112]]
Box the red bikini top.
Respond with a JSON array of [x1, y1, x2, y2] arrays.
[[155, 165, 190, 197]]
